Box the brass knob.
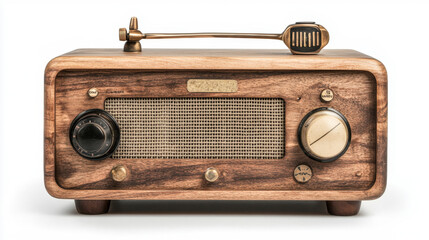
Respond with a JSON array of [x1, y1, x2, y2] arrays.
[[129, 17, 138, 30], [111, 165, 127, 182], [204, 167, 219, 182], [119, 17, 144, 52], [119, 28, 127, 41], [299, 108, 351, 162]]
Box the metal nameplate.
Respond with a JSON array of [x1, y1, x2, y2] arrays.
[[187, 79, 238, 93]]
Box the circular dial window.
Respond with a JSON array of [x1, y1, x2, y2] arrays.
[[298, 108, 351, 162]]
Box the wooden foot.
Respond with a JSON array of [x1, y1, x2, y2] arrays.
[[326, 201, 361, 216], [75, 200, 111, 214]]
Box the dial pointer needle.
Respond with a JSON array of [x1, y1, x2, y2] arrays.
[[310, 122, 341, 146]]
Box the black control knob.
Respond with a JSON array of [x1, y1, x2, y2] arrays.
[[70, 109, 120, 160]]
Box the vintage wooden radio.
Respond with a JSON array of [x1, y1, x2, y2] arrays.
[[44, 18, 387, 215]]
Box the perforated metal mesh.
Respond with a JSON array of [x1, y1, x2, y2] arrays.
[[105, 98, 285, 159]]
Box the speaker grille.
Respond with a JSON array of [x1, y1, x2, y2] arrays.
[[105, 98, 285, 159]]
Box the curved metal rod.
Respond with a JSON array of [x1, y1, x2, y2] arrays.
[[143, 33, 283, 40]]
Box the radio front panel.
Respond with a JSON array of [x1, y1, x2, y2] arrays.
[[53, 70, 377, 191]]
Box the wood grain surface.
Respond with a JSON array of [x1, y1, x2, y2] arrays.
[[44, 49, 387, 200]]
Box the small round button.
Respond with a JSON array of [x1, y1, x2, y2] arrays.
[[293, 164, 313, 183], [70, 109, 120, 160], [320, 89, 334, 102], [87, 88, 99, 98], [204, 168, 219, 182], [111, 165, 127, 182]]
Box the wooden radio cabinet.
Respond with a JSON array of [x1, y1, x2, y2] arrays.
[[44, 48, 387, 215]]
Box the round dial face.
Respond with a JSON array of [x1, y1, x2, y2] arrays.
[[70, 109, 120, 160], [298, 108, 351, 162]]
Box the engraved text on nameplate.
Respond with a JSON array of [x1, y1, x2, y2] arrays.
[[187, 79, 238, 93]]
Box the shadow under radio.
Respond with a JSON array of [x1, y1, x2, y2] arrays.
[[106, 200, 329, 215]]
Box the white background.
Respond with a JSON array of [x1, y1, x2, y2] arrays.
[[0, 0, 428, 239]]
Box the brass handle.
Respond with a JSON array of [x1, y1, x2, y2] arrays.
[[144, 33, 282, 40], [119, 17, 329, 55]]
